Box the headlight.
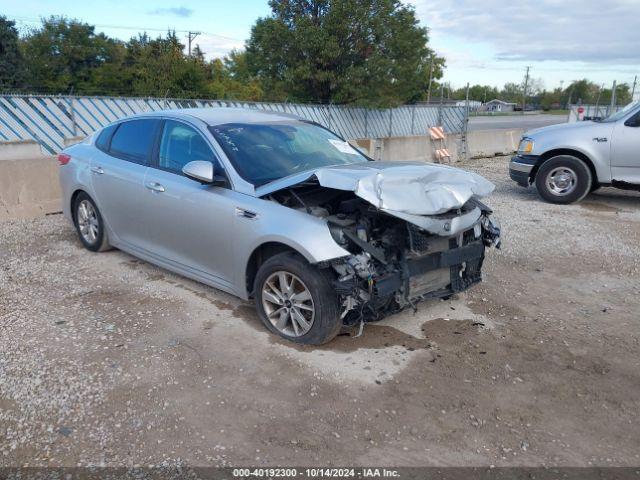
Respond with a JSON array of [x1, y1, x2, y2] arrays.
[[518, 138, 534, 154]]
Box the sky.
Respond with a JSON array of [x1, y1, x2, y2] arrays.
[[3, 0, 639, 93]]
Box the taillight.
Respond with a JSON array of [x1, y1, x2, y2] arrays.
[[58, 153, 71, 165]]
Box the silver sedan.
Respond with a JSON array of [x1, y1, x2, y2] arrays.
[[59, 108, 500, 344]]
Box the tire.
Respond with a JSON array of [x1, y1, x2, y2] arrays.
[[73, 192, 111, 252], [254, 252, 341, 345], [534, 155, 592, 204]]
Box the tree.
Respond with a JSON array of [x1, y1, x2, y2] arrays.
[[539, 88, 564, 110], [0, 16, 26, 88], [564, 79, 600, 105], [22, 16, 122, 93], [500, 82, 522, 103], [245, 0, 443, 106]]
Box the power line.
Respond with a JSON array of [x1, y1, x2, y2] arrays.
[[7, 14, 243, 43]]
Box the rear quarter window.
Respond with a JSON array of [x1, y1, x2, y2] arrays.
[[108, 119, 159, 164], [95, 124, 118, 152]]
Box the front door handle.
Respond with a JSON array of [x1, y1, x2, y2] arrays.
[[145, 182, 165, 193], [91, 166, 104, 175]]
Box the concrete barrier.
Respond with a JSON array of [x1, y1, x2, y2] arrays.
[[63, 136, 86, 147], [0, 140, 47, 161], [352, 128, 524, 163], [467, 128, 524, 158], [0, 156, 61, 221]]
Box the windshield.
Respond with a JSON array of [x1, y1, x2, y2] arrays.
[[209, 121, 368, 186], [599, 101, 640, 123]]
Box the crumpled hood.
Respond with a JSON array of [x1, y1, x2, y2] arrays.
[[258, 161, 495, 216]]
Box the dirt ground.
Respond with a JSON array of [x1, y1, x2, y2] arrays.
[[1, 156, 640, 468]]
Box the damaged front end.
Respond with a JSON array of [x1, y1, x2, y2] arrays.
[[325, 196, 500, 326], [262, 162, 501, 328]]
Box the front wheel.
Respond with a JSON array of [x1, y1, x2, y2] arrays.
[[254, 252, 341, 345], [535, 155, 592, 204]]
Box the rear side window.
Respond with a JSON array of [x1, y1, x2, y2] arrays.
[[109, 119, 159, 164], [95, 124, 118, 152]]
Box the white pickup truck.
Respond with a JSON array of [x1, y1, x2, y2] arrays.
[[510, 101, 640, 203]]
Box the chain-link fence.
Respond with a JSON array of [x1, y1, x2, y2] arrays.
[[567, 104, 625, 122], [0, 94, 467, 154]]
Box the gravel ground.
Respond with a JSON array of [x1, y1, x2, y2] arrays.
[[1, 156, 640, 468]]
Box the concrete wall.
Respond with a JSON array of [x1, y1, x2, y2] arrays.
[[0, 140, 47, 161], [467, 128, 524, 159], [0, 141, 61, 221], [353, 128, 523, 163]]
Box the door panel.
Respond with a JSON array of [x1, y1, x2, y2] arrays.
[[139, 169, 238, 286], [90, 149, 148, 248], [611, 113, 640, 183], [139, 119, 238, 286], [90, 118, 160, 248]]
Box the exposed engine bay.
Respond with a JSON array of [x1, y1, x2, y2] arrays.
[[265, 179, 501, 327]]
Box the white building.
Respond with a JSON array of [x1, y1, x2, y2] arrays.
[[483, 99, 518, 112]]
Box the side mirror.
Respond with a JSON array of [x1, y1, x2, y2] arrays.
[[182, 160, 214, 183]]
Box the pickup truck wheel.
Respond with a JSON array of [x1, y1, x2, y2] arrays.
[[535, 155, 592, 204], [254, 252, 341, 345]]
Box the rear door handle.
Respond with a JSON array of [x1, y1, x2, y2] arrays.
[[145, 182, 165, 193], [91, 166, 104, 175]]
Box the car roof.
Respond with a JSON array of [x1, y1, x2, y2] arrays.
[[133, 107, 302, 126]]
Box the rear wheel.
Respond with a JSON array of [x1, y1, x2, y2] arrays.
[[74, 192, 111, 252], [535, 155, 592, 204], [254, 252, 341, 345]]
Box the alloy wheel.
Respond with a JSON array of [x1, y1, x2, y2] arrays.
[[77, 199, 99, 245], [261, 271, 315, 337]]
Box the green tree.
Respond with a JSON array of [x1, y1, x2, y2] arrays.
[[564, 79, 599, 105], [539, 87, 564, 110], [0, 16, 25, 89], [123, 31, 208, 98], [245, 0, 443, 106], [500, 82, 522, 103], [22, 16, 122, 93]]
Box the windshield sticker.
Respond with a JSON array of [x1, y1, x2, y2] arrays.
[[328, 139, 360, 155]]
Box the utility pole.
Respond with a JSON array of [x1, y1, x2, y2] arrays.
[[427, 56, 435, 103], [632, 75, 638, 102], [187, 31, 200, 56], [595, 83, 604, 118], [522, 66, 531, 114], [609, 80, 617, 116]]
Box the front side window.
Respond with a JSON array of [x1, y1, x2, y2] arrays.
[[159, 120, 216, 173], [109, 119, 159, 163], [209, 121, 368, 186]]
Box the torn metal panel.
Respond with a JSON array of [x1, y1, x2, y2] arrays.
[[257, 161, 495, 219], [314, 162, 495, 215], [387, 206, 482, 237]]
